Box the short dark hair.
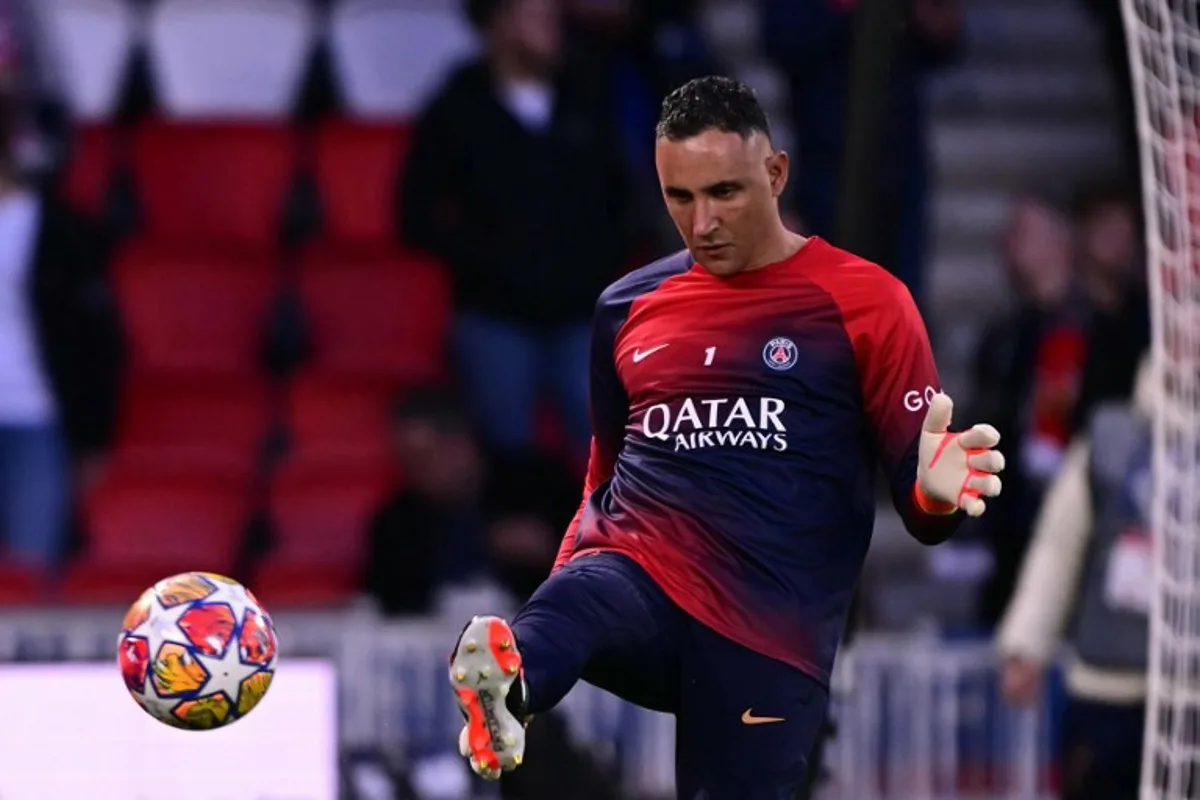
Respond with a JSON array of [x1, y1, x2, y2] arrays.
[[1071, 178, 1137, 222], [656, 76, 771, 141]]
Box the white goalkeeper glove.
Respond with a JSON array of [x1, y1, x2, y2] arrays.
[[916, 392, 1005, 518]]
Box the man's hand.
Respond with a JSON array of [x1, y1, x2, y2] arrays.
[[916, 392, 1004, 517], [1001, 656, 1041, 706]]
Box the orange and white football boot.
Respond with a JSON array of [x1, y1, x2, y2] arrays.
[[448, 615, 530, 780]]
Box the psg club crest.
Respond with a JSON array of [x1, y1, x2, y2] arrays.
[[762, 337, 798, 371]]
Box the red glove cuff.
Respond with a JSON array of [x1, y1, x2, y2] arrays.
[[913, 482, 958, 516]]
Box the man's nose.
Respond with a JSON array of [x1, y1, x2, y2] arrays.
[[692, 200, 720, 238]]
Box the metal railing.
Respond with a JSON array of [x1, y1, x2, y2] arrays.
[[0, 608, 1054, 798]]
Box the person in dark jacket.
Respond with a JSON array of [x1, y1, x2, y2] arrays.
[[364, 388, 488, 614], [400, 0, 634, 461], [1067, 182, 1149, 436], [0, 87, 120, 569], [969, 196, 1083, 626]]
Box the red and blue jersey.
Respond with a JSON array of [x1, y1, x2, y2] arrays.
[[555, 238, 962, 684]]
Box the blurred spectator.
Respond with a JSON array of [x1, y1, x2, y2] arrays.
[[760, 0, 961, 309], [997, 354, 1155, 800], [568, 0, 715, 77], [1069, 182, 1149, 435], [365, 388, 487, 615], [364, 386, 576, 614], [0, 0, 58, 172], [970, 196, 1083, 625], [0, 84, 117, 569], [482, 450, 578, 603], [567, 0, 722, 186], [400, 0, 635, 460], [567, 0, 717, 91]]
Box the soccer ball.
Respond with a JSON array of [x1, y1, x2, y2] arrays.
[[117, 571, 279, 730]]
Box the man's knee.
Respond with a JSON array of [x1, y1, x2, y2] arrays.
[[510, 553, 676, 713]]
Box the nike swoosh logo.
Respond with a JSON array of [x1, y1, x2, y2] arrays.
[[632, 344, 669, 363], [741, 708, 785, 725]]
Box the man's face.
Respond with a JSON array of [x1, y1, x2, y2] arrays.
[[393, 419, 478, 500], [497, 0, 562, 70], [1003, 200, 1071, 306], [655, 130, 787, 276]]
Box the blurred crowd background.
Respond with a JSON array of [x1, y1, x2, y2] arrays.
[[0, 0, 1159, 797]]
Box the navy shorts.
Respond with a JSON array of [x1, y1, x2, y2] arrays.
[[511, 551, 829, 799]]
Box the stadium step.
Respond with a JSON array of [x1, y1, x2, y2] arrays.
[[932, 188, 1010, 249], [931, 65, 1115, 121], [962, 0, 1107, 66], [932, 120, 1121, 189]]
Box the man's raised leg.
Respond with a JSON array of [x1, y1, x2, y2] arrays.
[[450, 552, 681, 780]]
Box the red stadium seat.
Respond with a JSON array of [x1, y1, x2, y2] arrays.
[[266, 456, 395, 566], [57, 562, 196, 605], [130, 119, 297, 246], [250, 453, 395, 608], [59, 466, 251, 604], [61, 123, 121, 219], [78, 467, 251, 567], [297, 244, 449, 384], [0, 562, 45, 605], [311, 117, 412, 244], [249, 561, 361, 608], [113, 239, 280, 377], [284, 370, 394, 464], [114, 376, 274, 472]]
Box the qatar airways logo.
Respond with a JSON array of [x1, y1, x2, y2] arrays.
[[640, 396, 789, 452]]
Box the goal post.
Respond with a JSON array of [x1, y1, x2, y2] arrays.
[[1121, 1, 1200, 796]]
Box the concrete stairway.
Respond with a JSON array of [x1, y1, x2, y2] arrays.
[[928, 0, 1122, 395]]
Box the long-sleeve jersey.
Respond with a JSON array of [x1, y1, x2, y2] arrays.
[[554, 238, 962, 684]]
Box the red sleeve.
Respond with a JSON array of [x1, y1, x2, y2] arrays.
[[553, 288, 631, 571], [842, 272, 962, 543], [553, 438, 617, 570]]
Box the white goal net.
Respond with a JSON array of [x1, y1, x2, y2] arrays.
[[1123, 0, 1200, 796]]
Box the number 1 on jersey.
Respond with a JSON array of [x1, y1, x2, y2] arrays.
[[704, 346, 716, 366]]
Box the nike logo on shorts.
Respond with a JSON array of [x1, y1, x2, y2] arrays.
[[741, 708, 785, 725]]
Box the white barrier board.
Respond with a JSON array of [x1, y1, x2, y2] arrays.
[[0, 659, 338, 800]]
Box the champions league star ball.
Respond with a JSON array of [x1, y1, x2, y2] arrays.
[[117, 572, 279, 730]]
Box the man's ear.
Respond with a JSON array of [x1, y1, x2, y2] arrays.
[[766, 150, 789, 199]]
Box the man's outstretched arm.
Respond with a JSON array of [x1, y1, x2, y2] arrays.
[[853, 277, 1004, 543]]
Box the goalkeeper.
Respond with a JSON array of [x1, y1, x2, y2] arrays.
[[448, 76, 1005, 797]]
